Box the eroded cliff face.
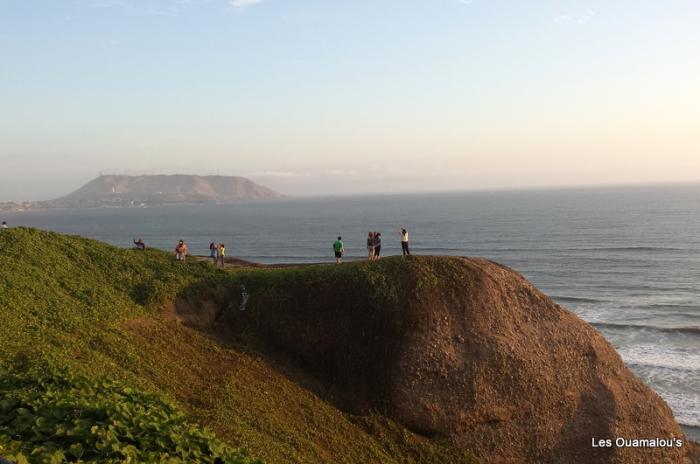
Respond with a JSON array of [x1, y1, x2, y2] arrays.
[[176, 256, 694, 464]]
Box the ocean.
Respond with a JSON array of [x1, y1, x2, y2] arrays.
[[4, 184, 699, 440]]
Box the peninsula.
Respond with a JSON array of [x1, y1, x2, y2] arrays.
[[0, 174, 283, 211]]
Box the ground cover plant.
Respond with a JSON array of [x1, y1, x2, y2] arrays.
[[0, 367, 259, 464]]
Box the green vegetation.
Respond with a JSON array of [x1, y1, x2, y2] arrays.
[[230, 254, 446, 318], [0, 227, 226, 362], [0, 367, 258, 464], [0, 228, 477, 463]]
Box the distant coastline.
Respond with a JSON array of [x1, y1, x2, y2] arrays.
[[5, 179, 700, 212], [0, 174, 283, 212]]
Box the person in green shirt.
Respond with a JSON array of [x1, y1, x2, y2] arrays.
[[333, 236, 344, 264]]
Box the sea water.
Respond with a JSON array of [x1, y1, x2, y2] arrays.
[[4, 184, 699, 440]]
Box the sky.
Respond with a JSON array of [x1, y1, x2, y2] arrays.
[[1, 0, 699, 200]]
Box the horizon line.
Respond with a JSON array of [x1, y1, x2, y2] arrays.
[[281, 179, 700, 200], [2, 178, 700, 204]]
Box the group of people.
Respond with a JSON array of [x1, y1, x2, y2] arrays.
[[132, 229, 410, 266], [209, 242, 226, 266], [366, 231, 382, 260], [133, 238, 226, 266], [333, 228, 411, 264]]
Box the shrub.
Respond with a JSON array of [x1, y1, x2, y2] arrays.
[[0, 367, 261, 464]]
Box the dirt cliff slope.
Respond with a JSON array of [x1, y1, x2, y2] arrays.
[[177, 256, 693, 464]]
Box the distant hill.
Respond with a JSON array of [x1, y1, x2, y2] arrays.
[[43, 174, 283, 208]]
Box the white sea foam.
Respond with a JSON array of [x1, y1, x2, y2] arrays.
[[617, 344, 700, 427], [618, 344, 700, 371], [662, 392, 700, 428]]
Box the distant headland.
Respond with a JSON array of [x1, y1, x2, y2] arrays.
[[0, 174, 283, 211]]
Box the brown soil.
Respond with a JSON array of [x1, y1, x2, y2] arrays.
[[176, 255, 696, 464]]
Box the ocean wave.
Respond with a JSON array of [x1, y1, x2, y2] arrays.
[[644, 303, 700, 311], [577, 246, 687, 252], [619, 345, 700, 428], [553, 295, 605, 304], [592, 322, 700, 336], [651, 391, 700, 428], [618, 344, 700, 371]]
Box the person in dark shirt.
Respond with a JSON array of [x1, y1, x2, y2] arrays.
[[373, 232, 382, 260]]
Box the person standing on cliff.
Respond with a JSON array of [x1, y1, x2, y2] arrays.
[[209, 242, 218, 264], [400, 228, 410, 256], [1, 221, 8, 229], [219, 243, 226, 267], [367, 231, 375, 260], [373, 232, 382, 260], [333, 236, 345, 264], [175, 240, 188, 262]]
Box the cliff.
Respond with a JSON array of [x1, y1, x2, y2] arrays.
[[177, 256, 696, 464], [0, 228, 696, 463], [0, 229, 475, 463]]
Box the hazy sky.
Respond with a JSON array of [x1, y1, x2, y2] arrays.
[[1, 0, 699, 200]]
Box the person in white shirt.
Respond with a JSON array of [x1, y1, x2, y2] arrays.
[[400, 228, 410, 256], [1, 221, 8, 229]]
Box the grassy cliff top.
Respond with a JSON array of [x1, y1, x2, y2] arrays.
[[0, 227, 225, 361], [0, 228, 477, 464]]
